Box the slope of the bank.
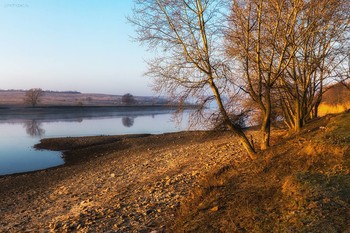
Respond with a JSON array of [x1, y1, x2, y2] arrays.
[[172, 112, 350, 232]]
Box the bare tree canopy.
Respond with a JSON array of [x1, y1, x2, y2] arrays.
[[227, 0, 301, 149], [226, 0, 350, 148], [130, 0, 349, 155], [24, 88, 44, 107], [130, 0, 256, 157], [122, 116, 135, 127], [24, 120, 45, 137], [122, 93, 136, 105], [279, 0, 350, 129]]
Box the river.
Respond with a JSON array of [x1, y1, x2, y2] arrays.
[[0, 107, 192, 175]]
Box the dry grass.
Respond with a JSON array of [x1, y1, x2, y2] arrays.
[[170, 112, 350, 232], [318, 102, 350, 116]]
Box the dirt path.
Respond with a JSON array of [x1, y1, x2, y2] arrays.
[[0, 131, 248, 232]]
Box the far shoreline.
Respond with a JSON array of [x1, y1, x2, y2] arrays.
[[0, 104, 198, 121], [0, 104, 198, 110]]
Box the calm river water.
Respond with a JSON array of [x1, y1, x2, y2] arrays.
[[0, 108, 191, 175]]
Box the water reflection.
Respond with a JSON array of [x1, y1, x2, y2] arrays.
[[0, 107, 192, 175], [23, 120, 45, 137], [122, 116, 135, 127]]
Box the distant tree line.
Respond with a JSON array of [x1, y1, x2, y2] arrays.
[[130, 0, 350, 157], [44, 90, 81, 94]]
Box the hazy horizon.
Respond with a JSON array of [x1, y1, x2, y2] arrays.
[[0, 88, 155, 96], [0, 0, 153, 96]]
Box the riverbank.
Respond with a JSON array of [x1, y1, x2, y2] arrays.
[[0, 130, 249, 232], [1, 112, 349, 232]]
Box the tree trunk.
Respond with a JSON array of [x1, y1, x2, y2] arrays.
[[313, 100, 321, 119], [226, 122, 256, 159], [208, 77, 256, 159], [294, 100, 302, 132], [261, 87, 272, 150], [260, 112, 271, 150]]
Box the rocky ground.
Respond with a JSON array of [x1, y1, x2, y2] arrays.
[[0, 131, 251, 232]]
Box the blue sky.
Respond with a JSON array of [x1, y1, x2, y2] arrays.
[[0, 0, 153, 95]]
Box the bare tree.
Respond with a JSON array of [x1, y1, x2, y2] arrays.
[[278, 0, 350, 130], [227, 0, 350, 140], [130, 0, 256, 157], [122, 93, 136, 105], [23, 120, 45, 137], [24, 88, 44, 107], [122, 116, 135, 127], [335, 51, 350, 91], [227, 0, 300, 149]]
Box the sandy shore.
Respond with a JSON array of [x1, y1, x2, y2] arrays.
[[0, 131, 248, 232]]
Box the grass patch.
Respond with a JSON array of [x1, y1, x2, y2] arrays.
[[280, 172, 350, 232], [323, 113, 350, 146], [318, 102, 350, 116], [170, 112, 350, 232]]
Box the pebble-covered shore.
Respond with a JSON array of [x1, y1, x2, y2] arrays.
[[0, 131, 248, 232]]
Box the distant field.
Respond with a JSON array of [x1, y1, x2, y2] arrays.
[[0, 91, 167, 107]]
